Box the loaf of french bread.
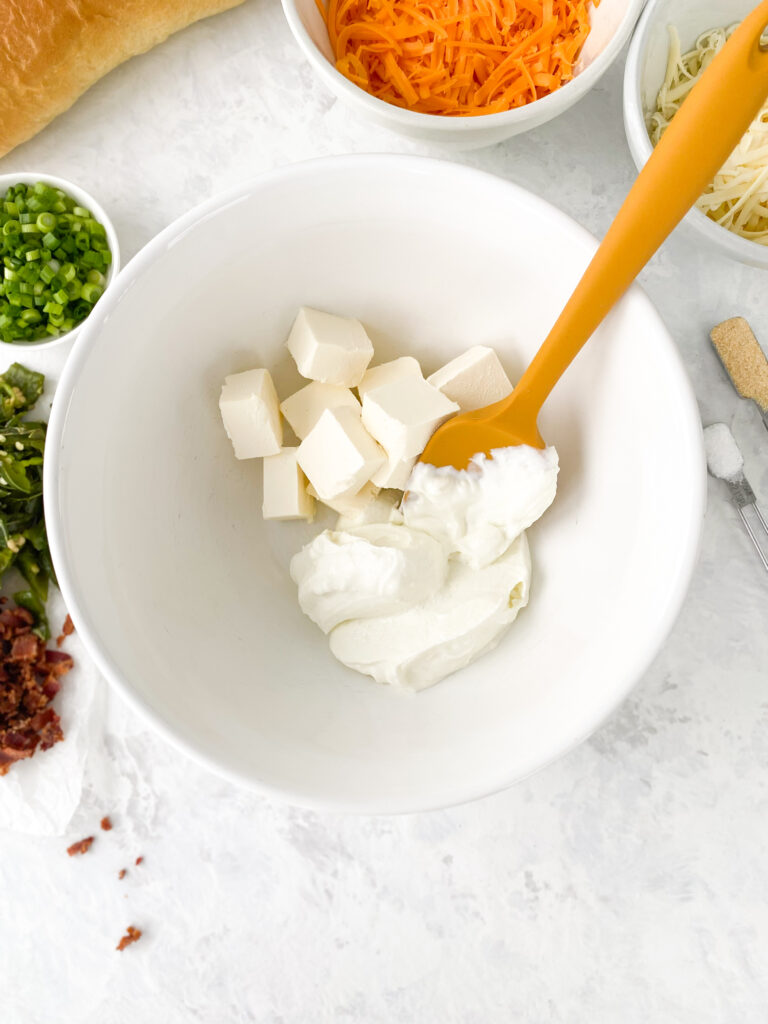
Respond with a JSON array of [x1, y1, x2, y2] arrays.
[[0, 0, 246, 157]]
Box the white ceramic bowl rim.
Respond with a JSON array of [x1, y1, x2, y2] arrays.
[[623, 0, 768, 267], [0, 170, 121, 350], [283, 0, 646, 132], [45, 155, 706, 814]]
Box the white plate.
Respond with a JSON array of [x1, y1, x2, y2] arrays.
[[45, 156, 705, 814]]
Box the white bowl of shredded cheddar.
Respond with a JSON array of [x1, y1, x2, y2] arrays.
[[624, 0, 768, 268], [283, 0, 645, 148]]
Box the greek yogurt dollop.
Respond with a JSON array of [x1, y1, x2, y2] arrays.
[[290, 444, 559, 691]]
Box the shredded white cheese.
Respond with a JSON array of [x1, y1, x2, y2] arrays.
[[648, 25, 768, 245]]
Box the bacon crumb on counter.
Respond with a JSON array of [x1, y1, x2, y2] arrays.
[[116, 925, 142, 951], [118, 868, 127, 880], [100, 816, 113, 831], [67, 836, 94, 856], [135, 856, 143, 866], [56, 615, 74, 648], [0, 606, 74, 775]]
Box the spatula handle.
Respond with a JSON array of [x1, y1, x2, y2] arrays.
[[514, 0, 768, 420]]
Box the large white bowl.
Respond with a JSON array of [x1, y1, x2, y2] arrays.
[[283, 0, 646, 148], [45, 156, 705, 814], [624, 0, 768, 268]]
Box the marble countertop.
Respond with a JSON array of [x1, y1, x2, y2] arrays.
[[2, 2, 767, 1020]]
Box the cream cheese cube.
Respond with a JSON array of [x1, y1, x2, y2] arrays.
[[361, 375, 459, 460], [371, 452, 417, 491], [286, 307, 374, 386], [219, 368, 282, 459], [263, 448, 315, 521], [280, 382, 360, 441], [427, 345, 512, 412], [297, 406, 385, 501], [357, 356, 422, 401], [308, 480, 380, 517]]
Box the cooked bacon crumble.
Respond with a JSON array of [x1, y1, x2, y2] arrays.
[[100, 815, 113, 831], [0, 606, 74, 775], [56, 615, 74, 648], [116, 925, 142, 951], [67, 836, 94, 856]]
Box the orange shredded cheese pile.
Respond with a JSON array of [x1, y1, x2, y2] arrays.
[[318, 0, 598, 116]]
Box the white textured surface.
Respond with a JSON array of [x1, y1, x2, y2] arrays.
[[1, 2, 767, 1019]]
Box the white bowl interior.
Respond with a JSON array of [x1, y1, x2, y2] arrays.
[[0, 171, 120, 349], [624, 0, 768, 267], [47, 158, 704, 813], [285, 0, 643, 144]]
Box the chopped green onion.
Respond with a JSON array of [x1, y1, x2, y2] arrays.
[[35, 212, 56, 232], [0, 181, 111, 342]]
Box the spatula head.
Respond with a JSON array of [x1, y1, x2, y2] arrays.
[[419, 400, 545, 470]]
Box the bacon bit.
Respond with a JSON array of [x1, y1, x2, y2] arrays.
[[135, 856, 143, 866], [67, 836, 94, 856], [118, 868, 127, 880], [100, 816, 113, 831], [0, 605, 74, 775], [116, 925, 142, 951], [56, 615, 74, 648]]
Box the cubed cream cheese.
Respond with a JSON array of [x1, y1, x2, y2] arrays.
[[308, 480, 380, 517], [263, 447, 315, 521], [297, 406, 385, 501], [361, 375, 459, 460], [219, 368, 282, 459], [357, 356, 422, 401], [286, 307, 373, 386], [370, 452, 417, 491], [280, 382, 360, 440], [427, 345, 512, 412]]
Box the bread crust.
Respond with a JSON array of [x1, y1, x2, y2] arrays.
[[0, 0, 245, 157]]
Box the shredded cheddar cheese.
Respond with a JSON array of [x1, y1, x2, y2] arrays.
[[317, 0, 598, 116]]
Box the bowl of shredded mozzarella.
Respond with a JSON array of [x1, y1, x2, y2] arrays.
[[623, 0, 768, 267]]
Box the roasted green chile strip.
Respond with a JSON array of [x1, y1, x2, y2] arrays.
[[0, 363, 54, 638]]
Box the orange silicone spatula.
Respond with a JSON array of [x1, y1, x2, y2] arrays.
[[421, 0, 768, 470]]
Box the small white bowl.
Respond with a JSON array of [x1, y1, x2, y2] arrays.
[[283, 0, 646, 149], [624, 0, 768, 268], [45, 156, 705, 813], [0, 171, 120, 349]]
